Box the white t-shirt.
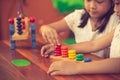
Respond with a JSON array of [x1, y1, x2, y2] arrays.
[[64, 9, 120, 58], [110, 24, 120, 58]]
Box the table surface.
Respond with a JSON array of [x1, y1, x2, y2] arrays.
[[0, 40, 120, 80]]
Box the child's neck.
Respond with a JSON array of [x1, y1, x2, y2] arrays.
[[90, 17, 104, 32]]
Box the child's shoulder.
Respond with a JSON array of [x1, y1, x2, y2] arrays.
[[65, 9, 85, 18], [110, 13, 119, 20], [116, 23, 120, 29], [73, 9, 85, 14], [68, 9, 85, 17], [108, 13, 120, 26]]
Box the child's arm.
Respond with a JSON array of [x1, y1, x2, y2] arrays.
[[40, 30, 114, 58], [48, 58, 120, 75], [39, 19, 69, 44], [68, 30, 114, 53]]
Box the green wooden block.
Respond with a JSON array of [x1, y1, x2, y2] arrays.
[[12, 59, 31, 67]]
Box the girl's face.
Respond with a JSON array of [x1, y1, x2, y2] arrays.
[[85, 0, 112, 19], [114, 0, 120, 18]]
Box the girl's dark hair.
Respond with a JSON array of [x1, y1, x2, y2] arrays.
[[78, 0, 114, 33]]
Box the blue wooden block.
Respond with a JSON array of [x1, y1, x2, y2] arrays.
[[30, 22, 36, 48], [9, 24, 16, 49], [84, 58, 92, 62], [10, 40, 15, 49], [32, 42, 36, 48], [9, 24, 14, 35]]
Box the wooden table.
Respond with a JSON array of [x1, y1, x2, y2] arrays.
[[0, 40, 120, 80]]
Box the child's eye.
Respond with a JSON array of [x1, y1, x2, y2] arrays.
[[114, 2, 120, 5], [86, 0, 91, 2], [86, 0, 103, 3], [114, 0, 120, 5], [96, 0, 104, 3]]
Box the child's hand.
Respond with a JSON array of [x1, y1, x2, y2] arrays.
[[40, 25, 59, 44], [41, 43, 55, 58], [47, 61, 79, 75]]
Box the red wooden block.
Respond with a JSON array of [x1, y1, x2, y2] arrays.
[[8, 18, 14, 24], [30, 17, 35, 22]]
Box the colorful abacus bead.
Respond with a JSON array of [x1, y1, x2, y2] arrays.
[[30, 17, 35, 23], [17, 17, 21, 21], [22, 21, 25, 29], [68, 50, 76, 59], [8, 18, 14, 24], [84, 58, 92, 62], [54, 44, 61, 56], [61, 46, 68, 57], [16, 17, 23, 35], [76, 54, 84, 61]]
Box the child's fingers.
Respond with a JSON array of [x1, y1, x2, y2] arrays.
[[45, 29, 59, 44], [45, 31, 54, 43], [41, 46, 46, 57], [41, 27, 59, 44], [41, 32, 48, 42], [41, 44, 51, 56], [41, 44, 54, 57], [47, 62, 58, 74], [40, 27, 48, 42], [44, 47, 54, 58], [47, 35, 57, 44], [48, 61, 62, 74], [54, 32, 59, 44], [50, 71, 62, 76]]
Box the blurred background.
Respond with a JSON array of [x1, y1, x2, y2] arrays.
[[0, 0, 84, 43]]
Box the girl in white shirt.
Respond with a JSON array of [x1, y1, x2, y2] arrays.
[[47, 0, 120, 75], [40, 0, 119, 58]]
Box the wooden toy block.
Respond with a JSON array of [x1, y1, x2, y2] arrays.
[[8, 16, 36, 49]]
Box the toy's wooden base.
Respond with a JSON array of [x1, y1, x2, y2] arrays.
[[50, 54, 93, 62], [12, 32, 29, 40], [50, 55, 77, 61]]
